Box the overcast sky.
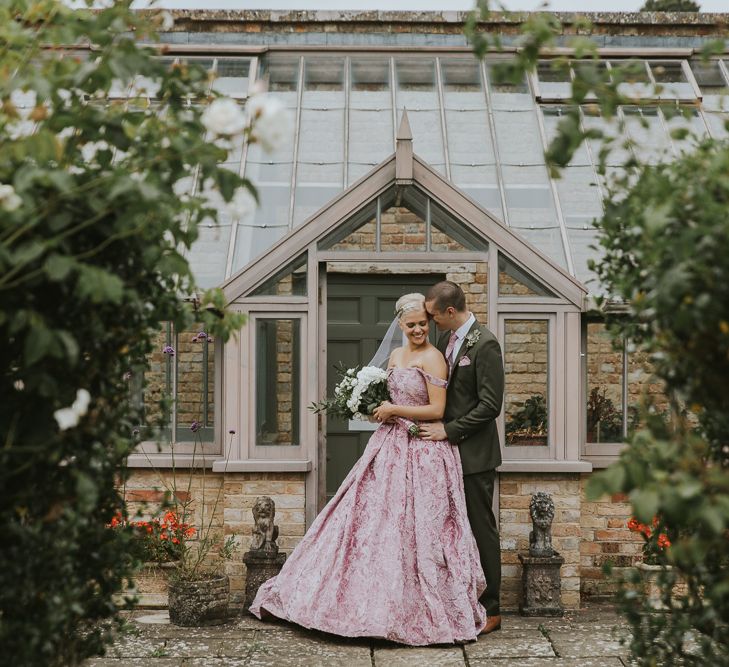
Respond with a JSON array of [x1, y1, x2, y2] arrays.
[[129, 0, 729, 11]]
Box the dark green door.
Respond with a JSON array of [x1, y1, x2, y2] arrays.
[[326, 273, 445, 500]]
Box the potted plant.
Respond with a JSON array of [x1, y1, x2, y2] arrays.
[[586, 387, 624, 443], [628, 516, 687, 609], [506, 395, 548, 446]]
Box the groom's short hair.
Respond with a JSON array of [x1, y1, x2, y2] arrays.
[[426, 281, 467, 313]]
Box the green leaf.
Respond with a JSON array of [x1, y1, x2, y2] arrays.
[[75, 265, 124, 304], [44, 254, 76, 281], [55, 330, 80, 365], [630, 488, 660, 524], [24, 324, 53, 365]]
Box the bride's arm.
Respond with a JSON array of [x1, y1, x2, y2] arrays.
[[373, 349, 447, 422]]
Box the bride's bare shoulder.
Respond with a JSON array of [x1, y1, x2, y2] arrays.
[[422, 345, 447, 374], [387, 347, 404, 368]]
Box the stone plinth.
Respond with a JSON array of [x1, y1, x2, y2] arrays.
[[242, 550, 287, 613], [168, 574, 230, 626], [519, 552, 565, 617]]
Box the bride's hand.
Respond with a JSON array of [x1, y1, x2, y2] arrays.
[[372, 401, 397, 423]]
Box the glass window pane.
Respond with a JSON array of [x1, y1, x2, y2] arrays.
[[176, 326, 215, 442], [541, 106, 591, 166], [318, 196, 381, 251], [614, 60, 652, 99], [446, 109, 495, 166], [690, 59, 729, 111], [302, 57, 345, 108], [348, 108, 393, 180], [704, 111, 729, 139], [256, 319, 301, 446], [662, 106, 709, 154], [450, 164, 503, 218], [429, 197, 488, 252], [536, 60, 572, 99], [441, 58, 485, 110], [649, 61, 695, 100], [502, 165, 558, 228], [233, 223, 287, 270], [186, 222, 232, 289], [627, 345, 669, 436], [498, 254, 555, 297], [263, 56, 300, 106], [623, 106, 672, 164], [251, 254, 307, 297], [487, 64, 532, 111], [143, 323, 173, 439], [555, 166, 603, 225], [566, 228, 600, 289], [212, 58, 251, 98], [581, 105, 631, 167], [395, 59, 445, 168], [504, 319, 549, 447], [517, 227, 567, 269], [586, 322, 624, 443], [493, 110, 545, 165]]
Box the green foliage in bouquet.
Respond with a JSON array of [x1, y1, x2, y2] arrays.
[[311, 364, 390, 420]]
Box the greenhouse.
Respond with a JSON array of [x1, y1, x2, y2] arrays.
[[110, 10, 729, 608]]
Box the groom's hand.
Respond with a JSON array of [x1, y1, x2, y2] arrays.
[[420, 422, 447, 441]]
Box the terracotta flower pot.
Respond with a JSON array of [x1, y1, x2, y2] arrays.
[[168, 574, 230, 626]]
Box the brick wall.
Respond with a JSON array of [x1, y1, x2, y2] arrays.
[[580, 481, 642, 598], [123, 469, 307, 605]]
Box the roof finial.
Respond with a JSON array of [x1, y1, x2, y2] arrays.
[[396, 109, 413, 184]]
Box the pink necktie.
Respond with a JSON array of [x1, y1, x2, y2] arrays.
[[445, 331, 458, 370]]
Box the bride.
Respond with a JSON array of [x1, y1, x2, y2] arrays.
[[249, 292, 487, 645]]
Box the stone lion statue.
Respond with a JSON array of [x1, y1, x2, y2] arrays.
[[251, 496, 279, 555], [529, 492, 555, 557]]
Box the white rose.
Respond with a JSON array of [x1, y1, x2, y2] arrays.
[[0, 184, 22, 211], [54, 407, 79, 431], [225, 186, 257, 220], [246, 94, 292, 153], [202, 98, 246, 136], [72, 389, 91, 416], [81, 140, 109, 163]]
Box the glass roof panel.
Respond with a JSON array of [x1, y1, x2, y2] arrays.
[[690, 59, 729, 112], [502, 165, 558, 229], [441, 58, 485, 110], [614, 60, 652, 99], [542, 106, 591, 167], [566, 228, 600, 289], [581, 106, 630, 167], [623, 105, 673, 164], [649, 61, 695, 100], [233, 224, 287, 269], [486, 65, 532, 111], [493, 109, 545, 165], [662, 105, 709, 155], [536, 60, 572, 99], [186, 222, 232, 289], [516, 227, 568, 269], [554, 166, 603, 225]]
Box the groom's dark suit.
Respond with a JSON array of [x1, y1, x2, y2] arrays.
[[438, 319, 504, 616]]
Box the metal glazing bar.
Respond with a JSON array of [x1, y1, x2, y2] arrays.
[[390, 57, 398, 150], [578, 106, 609, 206], [376, 195, 382, 252], [203, 336, 210, 427], [226, 56, 259, 279], [343, 56, 350, 188], [435, 57, 451, 182], [535, 104, 575, 276], [426, 196, 432, 251], [480, 60, 510, 227], [655, 104, 679, 157], [288, 56, 306, 229]]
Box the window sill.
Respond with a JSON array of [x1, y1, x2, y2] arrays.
[[497, 460, 593, 473], [212, 459, 313, 473], [127, 452, 220, 469]]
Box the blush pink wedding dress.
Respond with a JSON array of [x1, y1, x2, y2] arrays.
[[249, 367, 486, 645]]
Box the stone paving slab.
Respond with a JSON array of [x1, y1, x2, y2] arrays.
[[373, 646, 465, 666], [548, 628, 629, 659], [478, 659, 625, 667], [246, 628, 372, 667], [465, 631, 556, 661]]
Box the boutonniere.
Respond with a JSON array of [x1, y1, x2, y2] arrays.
[[465, 329, 481, 350]]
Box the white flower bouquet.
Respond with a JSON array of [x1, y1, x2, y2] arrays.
[[310, 364, 390, 421]]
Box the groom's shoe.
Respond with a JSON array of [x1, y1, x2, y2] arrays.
[[479, 614, 502, 636]]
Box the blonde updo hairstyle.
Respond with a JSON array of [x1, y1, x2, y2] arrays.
[[395, 293, 426, 320]]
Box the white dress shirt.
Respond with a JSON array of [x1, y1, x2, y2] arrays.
[[448, 312, 476, 365]]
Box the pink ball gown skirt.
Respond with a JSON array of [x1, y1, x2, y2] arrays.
[[249, 367, 487, 645]]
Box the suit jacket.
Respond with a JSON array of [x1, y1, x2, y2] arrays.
[[438, 320, 504, 475]]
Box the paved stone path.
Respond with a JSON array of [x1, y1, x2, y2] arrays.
[[86, 601, 631, 666]]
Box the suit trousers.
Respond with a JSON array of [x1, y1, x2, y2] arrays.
[[463, 469, 501, 616]]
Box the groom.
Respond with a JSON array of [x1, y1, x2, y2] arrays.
[[421, 281, 505, 635]]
